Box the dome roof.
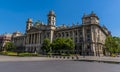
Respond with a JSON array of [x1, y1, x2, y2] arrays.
[[48, 10, 56, 16], [27, 18, 32, 23], [13, 31, 22, 35], [90, 11, 96, 16], [12, 31, 23, 37], [34, 20, 44, 26]]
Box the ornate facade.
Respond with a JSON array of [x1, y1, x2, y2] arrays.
[[0, 33, 12, 51], [12, 10, 110, 56]]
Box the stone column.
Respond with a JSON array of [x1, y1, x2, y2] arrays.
[[60, 32, 62, 38], [36, 33, 37, 43], [33, 33, 35, 44], [40, 33, 41, 44], [30, 34, 32, 44], [28, 34, 29, 44], [38, 33, 40, 44], [35, 34, 36, 44], [41, 33, 43, 44], [91, 26, 94, 56], [72, 30, 75, 42], [36, 33, 38, 44], [77, 29, 79, 43], [94, 28, 97, 56], [64, 32, 66, 38], [37, 33, 39, 44], [31, 34, 33, 44], [27, 34, 29, 44], [25, 35, 27, 44], [29, 34, 31, 44], [82, 26, 85, 55], [29, 34, 30, 44], [39, 33, 41, 44], [23, 36, 25, 46], [35, 33, 36, 44], [68, 31, 70, 37]]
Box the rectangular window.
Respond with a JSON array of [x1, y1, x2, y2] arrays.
[[87, 29, 91, 34], [62, 32, 64, 37], [75, 37, 77, 43], [87, 38, 91, 42], [79, 38, 83, 42], [79, 45, 82, 50], [87, 45, 91, 49]]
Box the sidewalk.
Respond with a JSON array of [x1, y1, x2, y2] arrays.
[[1, 55, 120, 62], [50, 56, 120, 62], [0, 55, 54, 62]]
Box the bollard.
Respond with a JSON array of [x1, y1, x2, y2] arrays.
[[67, 56, 69, 59], [60, 56, 62, 59], [63, 56, 65, 59], [53, 56, 55, 58], [72, 56, 74, 59]]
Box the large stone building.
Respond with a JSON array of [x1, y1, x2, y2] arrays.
[[12, 10, 110, 56]]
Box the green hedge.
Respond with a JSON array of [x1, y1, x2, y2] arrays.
[[47, 52, 71, 56], [18, 53, 39, 57], [0, 51, 39, 57], [0, 51, 17, 56]]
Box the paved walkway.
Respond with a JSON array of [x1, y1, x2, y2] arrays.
[[0, 55, 54, 62], [50, 56, 120, 62], [1, 55, 120, 62]]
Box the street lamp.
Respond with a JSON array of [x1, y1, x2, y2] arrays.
[[50, 47, 52, 57], [83, 51, 85, 58]]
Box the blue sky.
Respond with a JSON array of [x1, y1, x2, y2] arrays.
[[0, 0, 120, 36]]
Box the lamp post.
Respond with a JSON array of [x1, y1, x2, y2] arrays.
[[50, 47, 52, 57], [83, 51, 85, 58]]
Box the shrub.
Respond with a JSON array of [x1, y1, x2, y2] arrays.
[[111, 53, 117, 57], [6, 52, 17, 56], [0, 51, 17, 56], [18, 53, 39, 57], [60, 53, 70, 56]]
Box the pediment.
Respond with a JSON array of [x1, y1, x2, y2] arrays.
[[27, 27, 39, 33]]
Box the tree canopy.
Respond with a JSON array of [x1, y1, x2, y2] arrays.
[[41, 38, 51, 53], [41, 38, 75, 54], [4, 42, 16, 51], [105, 36, 120, 55], [52, 38, 75, 52]]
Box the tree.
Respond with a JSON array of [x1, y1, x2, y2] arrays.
[[64, 38, 75, 50], [51, 38, 75, 54], [105, 36, 120, 56], [41, 38, 51, 53], [52, 38, 64, 51], [4, 42, 16, 52], [113, 37, 120, 53]]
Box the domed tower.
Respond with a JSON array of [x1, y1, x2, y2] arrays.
[[82, 11, 99, 25], [26, 18, 33, 32], [47, 10, 56, 26]]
